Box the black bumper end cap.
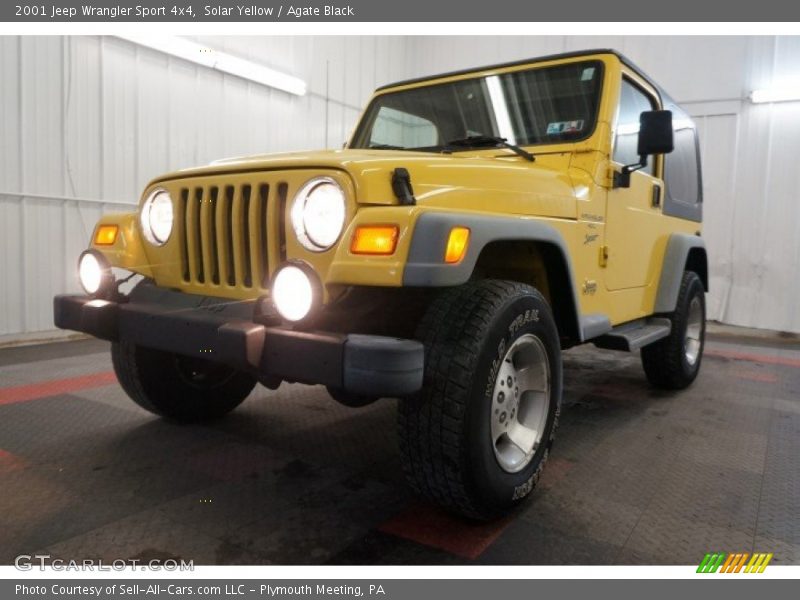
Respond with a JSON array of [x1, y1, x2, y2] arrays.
[[343, 334, 424, 397], [54, 295, 119, 341]]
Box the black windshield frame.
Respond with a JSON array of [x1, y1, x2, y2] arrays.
[[350, 60, 605, 152]]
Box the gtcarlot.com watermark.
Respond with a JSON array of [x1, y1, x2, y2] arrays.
[[14, 554, 194, 572]]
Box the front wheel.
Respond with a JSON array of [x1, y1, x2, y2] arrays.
[[641, 270, 706, 390], [398, 280, 562, 520], [111, 341, 257, 422]]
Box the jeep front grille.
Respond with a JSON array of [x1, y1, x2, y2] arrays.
[[176, 181, 288, 290]]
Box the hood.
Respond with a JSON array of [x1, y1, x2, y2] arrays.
[[150, 148, 578, 219]]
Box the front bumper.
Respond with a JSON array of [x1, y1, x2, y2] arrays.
[[53, 288, 424, 398]]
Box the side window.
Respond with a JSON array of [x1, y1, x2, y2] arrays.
[[613, 78, 656, 175], [369, 106, 438, 149], [665, 120, 700, 205], [663, 106, 702, 221]]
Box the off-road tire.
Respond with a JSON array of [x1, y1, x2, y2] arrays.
[[398, 280, 562, 520], [111, 341, 256, 422], [641, 270, 706, 390]]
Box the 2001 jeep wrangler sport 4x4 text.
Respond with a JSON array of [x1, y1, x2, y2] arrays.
[[55, 49, 707, 519]]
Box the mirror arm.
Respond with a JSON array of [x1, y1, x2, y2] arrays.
[[613, 154, 648, 189]]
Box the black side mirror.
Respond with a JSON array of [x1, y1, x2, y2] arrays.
[[614, 109, 674, 188], [638, 110, 674, 156]]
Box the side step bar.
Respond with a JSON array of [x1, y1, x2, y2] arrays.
[[593, 317, 672, 352]]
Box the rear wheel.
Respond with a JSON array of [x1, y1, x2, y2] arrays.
[[111, 341, 256, 422], [641, 270, 706, 390], [398, 280, 562, 520]]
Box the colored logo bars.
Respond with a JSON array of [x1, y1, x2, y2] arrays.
[[697, 552, 773, 573]]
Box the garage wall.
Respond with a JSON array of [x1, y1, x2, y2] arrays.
[[404, 35, 800, 334], [0, 35, 410, 341]]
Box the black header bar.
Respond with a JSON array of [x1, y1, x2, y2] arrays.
[[4, 0, 800, 22]]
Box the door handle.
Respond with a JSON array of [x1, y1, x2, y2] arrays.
[[651, 184, 662, 208]]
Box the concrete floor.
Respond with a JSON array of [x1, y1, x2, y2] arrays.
[[0, 325, 798, 565]]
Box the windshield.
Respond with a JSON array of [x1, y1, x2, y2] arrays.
[[351, 60, 603, 152]]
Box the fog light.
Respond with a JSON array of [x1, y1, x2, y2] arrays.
[[78, 250, 111, 296], [271, 263, 320, 322]]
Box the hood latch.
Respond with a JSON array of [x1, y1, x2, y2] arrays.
[[391, 168, 416, 206]]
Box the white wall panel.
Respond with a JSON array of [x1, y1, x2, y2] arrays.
[[693, 113, 738, 326], [0, 197, 24, 336], [0, 35, 410, 340]]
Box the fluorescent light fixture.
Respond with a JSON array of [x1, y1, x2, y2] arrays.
[[749, 88, 800, 104], [117, 35, 306, 96]]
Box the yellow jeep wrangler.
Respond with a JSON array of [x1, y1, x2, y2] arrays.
[[55, 49, 707, 519]]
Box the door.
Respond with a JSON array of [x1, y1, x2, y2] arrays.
[[604, 77, 665, 291]]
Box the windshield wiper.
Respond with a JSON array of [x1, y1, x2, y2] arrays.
[[368, 143, 407, 150], [443, 135, 535, 162]]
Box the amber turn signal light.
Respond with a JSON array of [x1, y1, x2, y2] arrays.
[[350, 225, 399, 255], [94, 225, 119, 246], [445, 227, 470, 264]]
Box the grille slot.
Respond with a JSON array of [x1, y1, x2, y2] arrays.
[[223, 186, 236, 286], [207, 187, 219, 284], [186, 187, 204, 283], [241, 185, 253, 288], [277, 182, 289, 262], [177, 180, 279, 291], [179, 189, 190, 282], [256, 185, 270, 288], [198, 186, 215, 284]]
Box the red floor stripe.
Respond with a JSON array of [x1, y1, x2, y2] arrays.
[[378, 503, 512, 560], [0, 371, 117, 406], [732, 370, 780, 383], [0, 448, 25, 475], [706, 349, 800, 369], [0, 449, 26, 474], [537, 457, 575, 489]]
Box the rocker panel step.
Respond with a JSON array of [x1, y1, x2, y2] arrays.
[[593, 317, 672, 352]]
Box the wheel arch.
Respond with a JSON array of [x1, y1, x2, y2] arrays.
[[402, 212, 585, 344], [654, 233, 708, 314]]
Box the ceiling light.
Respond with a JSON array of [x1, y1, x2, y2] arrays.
[[749, 88, 800, 104], [116, 35, 307, 96]]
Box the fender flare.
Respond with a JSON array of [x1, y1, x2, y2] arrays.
[[654, 233, 708, 314], [402, 212, 598, 342]]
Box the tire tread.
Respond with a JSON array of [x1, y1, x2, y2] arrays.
[[398, 279, 553, 519], [641, 270, 705, 390]]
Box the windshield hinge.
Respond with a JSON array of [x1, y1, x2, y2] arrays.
[[604, 166, 617, 188], [391, 168, 416, 206], [599, 245, 609, 268]]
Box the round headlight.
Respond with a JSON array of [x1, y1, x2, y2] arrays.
[[140, 188, 174, 245], [78, 250, 111, 296], [291, 177, 346, 251], [271, 264, 318, 322]]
